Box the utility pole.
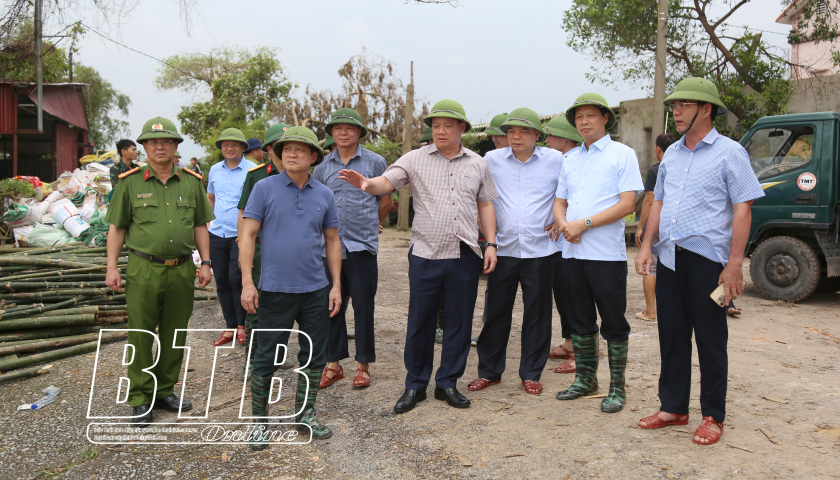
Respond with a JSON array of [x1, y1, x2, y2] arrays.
[[397, 61, 414, 231], [650, 0, 668, 172], [34, 0, 44, 132]]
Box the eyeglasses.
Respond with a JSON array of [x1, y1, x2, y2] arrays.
[[144, 139, 177, 147], [667, 101, 700, 112]]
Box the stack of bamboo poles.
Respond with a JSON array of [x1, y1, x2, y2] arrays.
[[0, 242, 218, 384]]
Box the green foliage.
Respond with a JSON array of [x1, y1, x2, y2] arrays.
[[0, 178, 36, 201], [155, 46, 293, 158], [365, 138, 403, 165], [0, 19, 71, 82], [73, 64, 131, 148]]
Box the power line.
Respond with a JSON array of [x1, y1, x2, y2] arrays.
[[78, 22, 193, 77]]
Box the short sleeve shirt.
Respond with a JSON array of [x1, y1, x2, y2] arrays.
[[106, 165, 214, 257], [243, 171, 340, 294], [653, 128, 765, 270], [555, 135, 644, 261], [382, 143, 498, 260], [207, 157, 256, 238], [312, 144, 388, 258], [109, 160, 138, 190], [644, 163, 661, 192], [238, 162, 282, 238]]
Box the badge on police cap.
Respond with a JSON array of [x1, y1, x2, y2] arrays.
[[152, 123, 163, 130]]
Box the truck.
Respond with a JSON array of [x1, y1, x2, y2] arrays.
[[743, 111, 840, 302]]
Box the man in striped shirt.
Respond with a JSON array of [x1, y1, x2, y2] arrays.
[[338, 99, 498, 414]]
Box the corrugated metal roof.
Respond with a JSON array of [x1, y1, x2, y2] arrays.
[[0, 84, 16, 134], [25, 85, 89, 131]]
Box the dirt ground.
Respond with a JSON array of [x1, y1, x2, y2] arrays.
[[1, 228, 839, 480]]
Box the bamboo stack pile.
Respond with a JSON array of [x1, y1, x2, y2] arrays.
[[0, 242, 218, 384]]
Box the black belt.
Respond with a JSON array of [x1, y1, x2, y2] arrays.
[[130, 249, 190, 266]]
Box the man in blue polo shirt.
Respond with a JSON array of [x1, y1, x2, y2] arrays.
[[240, 126, 343, 448], [635, 78, 764, 446], [553, 93, 644, 414], [207, 128, 256, 346], [313, 108, 391, 390]]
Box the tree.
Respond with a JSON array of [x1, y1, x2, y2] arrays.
[[562, 0, 839, 137], [155, 46, 294, 160], [0, 19, 71, 82], [74, 64, 131, 148]]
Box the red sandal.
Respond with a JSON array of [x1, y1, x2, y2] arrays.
[[352, 366, 371, 387], [638, 411, 689, 429], [236, 326, 246, 344], [522, 380, 543, 395], [319, 366, 344, 388], [693, 416, 725, 445], [213, 331, 235, 346], [467, 378, 500, 391], [554, 355, 576, 374], [549, 344, 573, 359]]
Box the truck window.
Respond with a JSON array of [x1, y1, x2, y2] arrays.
[[744, 126, 814, 180]]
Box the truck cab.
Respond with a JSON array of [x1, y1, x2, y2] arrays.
[[743, 111, 840, 301]]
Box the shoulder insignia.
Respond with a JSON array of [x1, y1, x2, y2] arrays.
[[249, 163, 266, 173], [183, 168, 204, 180], [118, 167, 140, 179]]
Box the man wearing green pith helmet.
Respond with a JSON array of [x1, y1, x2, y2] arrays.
[[237, 123, 291, 370], [553, 93, 643, 415], [483, 112, 510, 149]]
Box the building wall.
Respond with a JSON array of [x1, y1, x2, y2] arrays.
[[788, 72, 840, 112]]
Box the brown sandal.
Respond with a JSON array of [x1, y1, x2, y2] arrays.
[[549, 344, 573, 359], [553, 355, 576, 374], [319, 366, 344, 388], [352, 366, 371, 387], [638, 411, 689, 429], [693, 416, 724, 445], [467, 378, 500, 391], [522, 380, 543, 395]]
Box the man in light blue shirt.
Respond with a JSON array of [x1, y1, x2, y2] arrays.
[[635, 78, 764, 446], [206, 128, 256, 346], [553, 93, 643, 415], [467, 108, 562, 396], [312, 108, 391, 390]]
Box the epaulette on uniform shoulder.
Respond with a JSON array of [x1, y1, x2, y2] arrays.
[[118, 167, 140, 179], [183, 168, 204, 181], [249, 163, 266, 173]]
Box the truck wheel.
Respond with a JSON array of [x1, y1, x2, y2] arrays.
[[816, 276, 840, 293], [750, 236, 821, 302]]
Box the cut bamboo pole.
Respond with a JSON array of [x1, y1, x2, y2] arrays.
[[0, 364, 53, 384], [0, 325, 107, 342], [0, 288, 119, 300], [0, 341, 98, 373], [0, 296, 93, 319], [0, 314, 98, 332], [0, 257, 104, 269], [0, 331, 126, 355]]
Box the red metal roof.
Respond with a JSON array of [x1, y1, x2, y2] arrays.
[[25, 85, 89, 131], [0, 84, 16, 134]]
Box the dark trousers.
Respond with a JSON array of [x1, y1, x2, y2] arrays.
[[209, 233, 245, 329], [253, 287, 330, 377], [405, 244, 482, 390], [561, 258, 630, 341], [656, 249, 728, 422], [323, 251, 378, 363], [552, 252, 571, 338], [477, 256, 553, 382]]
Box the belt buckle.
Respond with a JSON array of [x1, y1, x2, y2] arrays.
[[163, 259, 177, 266]]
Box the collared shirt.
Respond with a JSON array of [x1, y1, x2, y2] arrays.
[[243, 171, 339, 294], [109, 159, 138, 189], [237, 161, 282, 240], [313, 144, 387, 258], [653, 128, 764, 270], [556, 135, 644, 261], [484, 146, 562, 258], [106, 165, 214, 257], [207, 156, 256, 238], [382, 143, 498, 260]]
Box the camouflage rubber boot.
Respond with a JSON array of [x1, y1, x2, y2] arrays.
[[249, 373, 273, 451], [601, 340, 628, 413], [243, 313, 259, 374], [556, 333, 600, 400], [295, 368, 333, 440]]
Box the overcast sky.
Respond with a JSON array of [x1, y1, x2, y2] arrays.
[[55, 0, 791, 159]]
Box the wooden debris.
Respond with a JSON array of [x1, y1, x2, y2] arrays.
[[579, 393, 607, 399], [456, 455, 473, 467], [727, 444, 754, 453], [762, 396, 789, 404], [760, 428, 782, 445], [502, 453, 524, 458]]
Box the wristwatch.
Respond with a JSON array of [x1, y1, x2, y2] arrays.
[[486, 242, 498, 250], [200, 260, 212, 266], [584, 218, 593, 230]]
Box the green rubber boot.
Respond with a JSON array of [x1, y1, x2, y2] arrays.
[[295, 368, 333, 440], [601, 340, 628, 413], [249, 373, 273, 451], [556, 333, 600, 400]]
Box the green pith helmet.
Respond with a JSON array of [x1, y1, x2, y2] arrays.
[[325, 108, 369, 138], [664, 77, 727, 114], [483, 112, 509, 136], [272, 126, 325, 166], [136, 117, 184, 143], [424, 99, 471, 132], [565, 93, 617, 131], [500, 108, 547, 142], [215, 128, 249, 149], [262, 123, 291, 151], [418, 126, 433, 143], [323, 134, 335, 149], [174, 150, 181, 157], [544, 115, 583, 144]]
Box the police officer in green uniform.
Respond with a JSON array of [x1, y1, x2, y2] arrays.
[[105, 117, 214, 427], [236, 123, 290, 367]]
